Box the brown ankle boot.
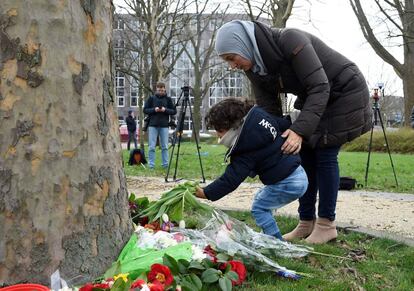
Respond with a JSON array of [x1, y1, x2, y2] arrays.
[[282, 220, 315, 241], [305, 218, 337, 244]]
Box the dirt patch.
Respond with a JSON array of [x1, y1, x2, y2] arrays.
[[127, 176, 414, 240]]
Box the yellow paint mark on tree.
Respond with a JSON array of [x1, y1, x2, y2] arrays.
[[0, 92, 21, 111], [7, 9, 18, 17], [84, 16, 103, 45], [67, 55, 82, 74], [63, 151, 76, 158]]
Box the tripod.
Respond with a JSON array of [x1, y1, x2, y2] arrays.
[[165, 86, 206, 183], [364, 88, 398, 187]]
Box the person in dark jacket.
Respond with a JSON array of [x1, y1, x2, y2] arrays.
[[411, 105, 414, 129], [195, 98, 308, 240], [143, 82, 177, 169], [215, 20, 371, 244], [125, 110, 137, 151]]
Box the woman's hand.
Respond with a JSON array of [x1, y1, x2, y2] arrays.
[[195, 187, 207, 199], [281, 129, 303, 154]]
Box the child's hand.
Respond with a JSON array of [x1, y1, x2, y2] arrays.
[[195, 187, 207, 199]]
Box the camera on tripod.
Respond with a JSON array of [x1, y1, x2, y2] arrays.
[[181, 85, 191, 98]]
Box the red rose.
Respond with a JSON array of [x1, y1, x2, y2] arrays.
[[222, 260, 247, 286], [131, 279, 146, 288], [148, 263, 174, 287]]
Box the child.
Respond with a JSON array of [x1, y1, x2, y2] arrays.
[[195, 98, 308, 240]]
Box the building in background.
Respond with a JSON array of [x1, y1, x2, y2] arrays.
[[112, 14, 254, 130]]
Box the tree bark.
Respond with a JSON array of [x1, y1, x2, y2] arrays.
[[0, 1, 132, 284]]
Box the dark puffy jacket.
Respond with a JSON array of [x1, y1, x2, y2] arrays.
[[125, 115, 136, 132], [246, 21, 372, 148], [411, 106, 414, 129], [203, 106, 301, 201], [143, 94, 176, 127]]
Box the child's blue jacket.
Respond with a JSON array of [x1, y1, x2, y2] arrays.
[[204, 106, 301, 201]]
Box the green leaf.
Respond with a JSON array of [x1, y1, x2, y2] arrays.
[[177, 259, 190, 274], [216, 253, 230, 262], [129, 193, 136, 202], [202, 258, 215, 268], [201, 268, 220, 283], [189, 273, 203, 290], [189, 260, 205, 270], [110, 278, 131, 291], [163, 253, 179, 275], [136, 196, 149, 208], [225, 271, 239, 282], [180, 275, 198, 291], [218, 277, 232, 291], [166, 197, 184, 222]]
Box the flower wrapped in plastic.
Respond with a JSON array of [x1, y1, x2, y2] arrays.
[[175, 209, 312, 278]]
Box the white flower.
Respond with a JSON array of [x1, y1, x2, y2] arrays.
[[140, 284, 151, 291], [179, 220, 186, 229], [58, 287, 74, 291], [191, 245, 207, 262], [162, 213, 169, 222]]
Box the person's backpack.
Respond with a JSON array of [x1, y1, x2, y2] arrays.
[[128, 148, 147, 166], [339, 176, 357, 190]]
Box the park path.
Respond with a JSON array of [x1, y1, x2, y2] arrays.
[[126, 176, 414, 245]]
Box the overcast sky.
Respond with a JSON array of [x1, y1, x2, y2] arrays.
[[114, 0, 403, 96]]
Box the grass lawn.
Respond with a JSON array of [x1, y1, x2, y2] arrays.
[[123, 142, 414, 193], [226, 211, 414, 290]]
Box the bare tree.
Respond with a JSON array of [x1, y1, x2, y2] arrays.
[[350, 0, 414, 126], [0, 1, 132, 284], [115, 0, 191, 146], [241, 0, 295, 27], [180, 2, 230, 134]]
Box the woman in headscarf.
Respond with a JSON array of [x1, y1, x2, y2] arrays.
[[215, 20, 371, 244]]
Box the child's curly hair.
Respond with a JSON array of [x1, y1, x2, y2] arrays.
[[206, 98, 254, 131]]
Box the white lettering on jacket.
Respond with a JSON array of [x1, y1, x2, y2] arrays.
[[258, 119, 277, 140]]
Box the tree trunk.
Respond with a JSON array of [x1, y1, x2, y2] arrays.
[[402, 70, 414, 126], [0, 1, 132, 284]]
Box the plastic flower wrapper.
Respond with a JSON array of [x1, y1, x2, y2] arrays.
[[104, 228, 193, 279], [173, 209, 312, 277]]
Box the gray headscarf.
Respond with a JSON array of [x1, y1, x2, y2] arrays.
[[215, 20, 267, 76]]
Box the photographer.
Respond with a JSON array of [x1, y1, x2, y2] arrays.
[[215, 20, 372, 244], [144, 82, 176, 169]]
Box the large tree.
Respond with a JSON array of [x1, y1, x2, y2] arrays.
[[350, 0, 414, 125], [242, 0, 295, 27], [182, 1, 229, 134], [0, 0, 132, 284]]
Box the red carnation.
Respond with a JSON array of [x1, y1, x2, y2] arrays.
[[148, 263, 174, 287], [131, 279, 146, 289], [223, 260, 247, 286], [79, 284, 93, 291]]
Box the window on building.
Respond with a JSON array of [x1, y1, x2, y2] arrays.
[[208, 64, 243, 107], [130, 85, 138, 107], [117, 88, 125, 107], [116, 71, 125, 87], [115, 19, 124, 30]]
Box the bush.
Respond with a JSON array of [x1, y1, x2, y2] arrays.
[[342, 127, 414, 153]]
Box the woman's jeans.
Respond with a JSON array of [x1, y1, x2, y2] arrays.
[[251, 166, 308, 237], [299, 144, 341, 221], [148, 126, 169, 168]]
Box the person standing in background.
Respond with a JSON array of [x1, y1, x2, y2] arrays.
[[144, 82, 176, 169], [125, 110, 137, 151]]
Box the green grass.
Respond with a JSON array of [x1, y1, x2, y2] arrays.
[[123, 142, 414, 193], [226, 211, 414, 290]]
